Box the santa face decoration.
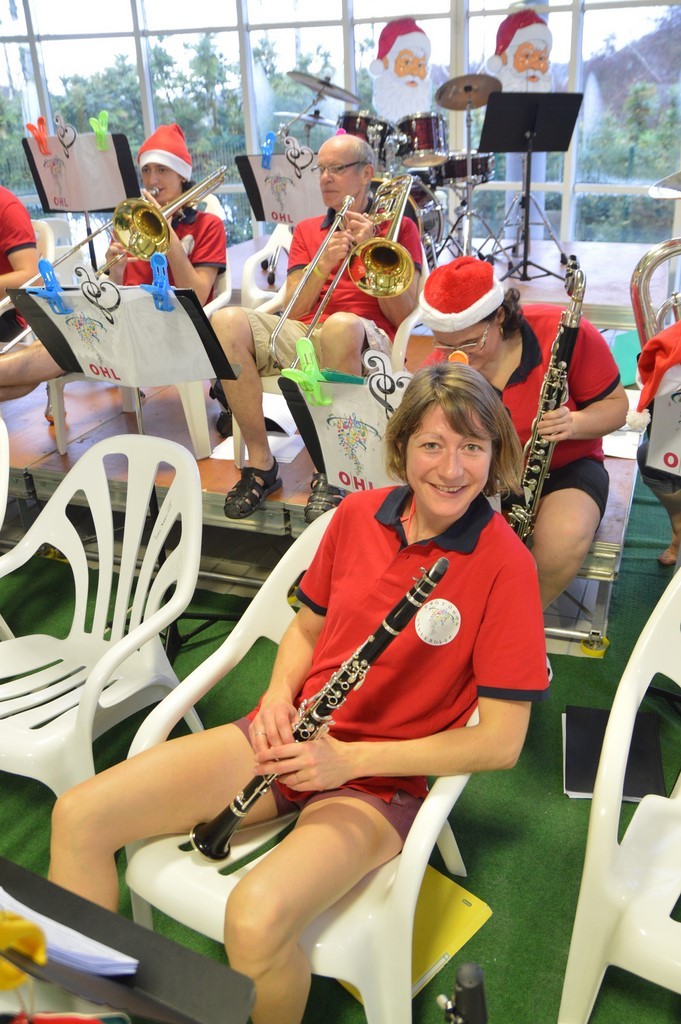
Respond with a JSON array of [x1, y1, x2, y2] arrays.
[[485, 10, 553, 93], [370, 18, 433, 123]]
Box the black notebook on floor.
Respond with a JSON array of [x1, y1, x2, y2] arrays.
[[563, 704, 666, 802]]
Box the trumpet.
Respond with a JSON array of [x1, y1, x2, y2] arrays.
[[0, 167, 227, 352], [268, 174, 415, 368]]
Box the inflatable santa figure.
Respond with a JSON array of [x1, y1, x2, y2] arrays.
[[370, 18, 433, 122], [486, 10, 553, 93]]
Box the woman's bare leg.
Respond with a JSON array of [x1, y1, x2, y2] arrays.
[[226, 795, 403, 1024], [49, 724, 279, 911]]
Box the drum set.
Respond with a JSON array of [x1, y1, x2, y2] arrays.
[[277, 69, 504, 268]]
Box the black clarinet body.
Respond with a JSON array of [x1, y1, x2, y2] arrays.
[[190, 555, 449, 861], [507, 256, 586, 542]]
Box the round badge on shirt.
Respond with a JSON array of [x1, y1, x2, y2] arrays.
[[415, 599, 461, 646]]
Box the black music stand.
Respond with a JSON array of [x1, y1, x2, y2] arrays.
[[479, 92, 583, 282], [0, 856, 254, 1024], [23, 130, 139, 270]]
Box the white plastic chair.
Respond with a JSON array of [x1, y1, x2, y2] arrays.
[[558, 566, 681, 1024], [125, 509, 474, 1024], [30, 219, 56, 262], [0, 414, 12, 641], [0, 433, 204, 797]]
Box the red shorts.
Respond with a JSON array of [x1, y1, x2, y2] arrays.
[[233, 716, 422, 843]]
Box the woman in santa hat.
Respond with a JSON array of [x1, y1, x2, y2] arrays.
[[104, 122, 227, 307], [419, 256, 629, 610]]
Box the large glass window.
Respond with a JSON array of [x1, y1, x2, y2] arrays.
[[1, 0, 680, 245]]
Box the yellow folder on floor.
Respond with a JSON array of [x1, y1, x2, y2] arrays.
[[341, 866, 492, 1001]]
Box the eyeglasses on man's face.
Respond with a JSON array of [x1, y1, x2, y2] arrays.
[[436, 321, 492, 354], [311, 161, 367, 177]]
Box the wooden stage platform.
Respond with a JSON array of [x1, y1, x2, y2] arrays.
[[1, 378, 319, 538], [2, 236, 650, 547]]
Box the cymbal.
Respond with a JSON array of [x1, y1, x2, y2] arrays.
[[435, 73, 502, 111], [274, 110, 337, 128], [287, 70, 360, 105], [649, 170, 681, 199]]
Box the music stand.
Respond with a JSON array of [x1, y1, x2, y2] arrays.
[[235, 153, 326, 225], [23, 130, 139, 269], [479, 92, 583, 281], [10, 280, 238, 659]]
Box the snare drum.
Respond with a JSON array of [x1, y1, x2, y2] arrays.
[[436, 150, 496, 186], [396, 112, 448, 168], [337, 111, 398, 169]]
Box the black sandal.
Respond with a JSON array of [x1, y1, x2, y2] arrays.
[[304, 472, 346, 523], [224, 461, 282, 519]]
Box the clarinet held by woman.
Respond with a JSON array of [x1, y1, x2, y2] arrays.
[[190, 555, 449, 861], [507, 256, 587, 542]]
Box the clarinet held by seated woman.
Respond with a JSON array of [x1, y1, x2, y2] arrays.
[[190, 556, 450, 861], [507, 257, 587, 542]]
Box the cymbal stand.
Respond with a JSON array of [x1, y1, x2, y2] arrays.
[[437, 95, 506, 262]]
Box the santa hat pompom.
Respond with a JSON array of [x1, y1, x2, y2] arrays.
[[419, 256, 504, 333], [486, 54, 504, 75], [626, 408, 651, 431]]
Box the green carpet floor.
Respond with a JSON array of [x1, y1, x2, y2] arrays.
[[1, 476, 680, 1024]]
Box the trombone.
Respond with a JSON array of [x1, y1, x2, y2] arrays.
[[0, 166, 227, 352], [269, 174, 415, 368]]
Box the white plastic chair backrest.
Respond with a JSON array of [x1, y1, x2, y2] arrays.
[[0, 415, 8, 530], [586, 565, 681, 879], [390, 242, 430, 373], [240, 224, 293, 310], [14, 434, 202, 646], [128, 509, 334, 757], [30, 220, 56, 262], [44, 218, 72, 246], [196, 192, 226, 221]]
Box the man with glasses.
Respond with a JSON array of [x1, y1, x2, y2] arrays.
[[213, 134, 422, 521]]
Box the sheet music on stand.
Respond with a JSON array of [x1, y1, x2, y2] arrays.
[[9, 280, 236, 388], [23, 132, 139, 214], [236, 154, 326, 225], [0, 887, 138, 977]]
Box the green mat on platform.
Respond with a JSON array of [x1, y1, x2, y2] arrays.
[[1, 478, 680, 1024]]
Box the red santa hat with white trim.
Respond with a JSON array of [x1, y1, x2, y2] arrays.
[[419, 256, 505, 333], [137, 123, 192, 181], [626, 320, 681, 430], [486, 10, 552, 76], [369, 18, 430, 77]]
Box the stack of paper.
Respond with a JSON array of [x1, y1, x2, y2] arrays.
[[0, 887, 138, 976]]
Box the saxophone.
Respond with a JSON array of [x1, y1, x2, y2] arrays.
[[507, 257, 587, 542], [190, 556, 449, 861]]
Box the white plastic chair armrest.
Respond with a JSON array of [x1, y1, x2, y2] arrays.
[[127, 627, 260, 757], [203, 290, 233, 319]]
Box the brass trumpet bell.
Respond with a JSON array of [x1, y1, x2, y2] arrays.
[[348, 237, 414, 297], [111, 199, 171, 260]]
